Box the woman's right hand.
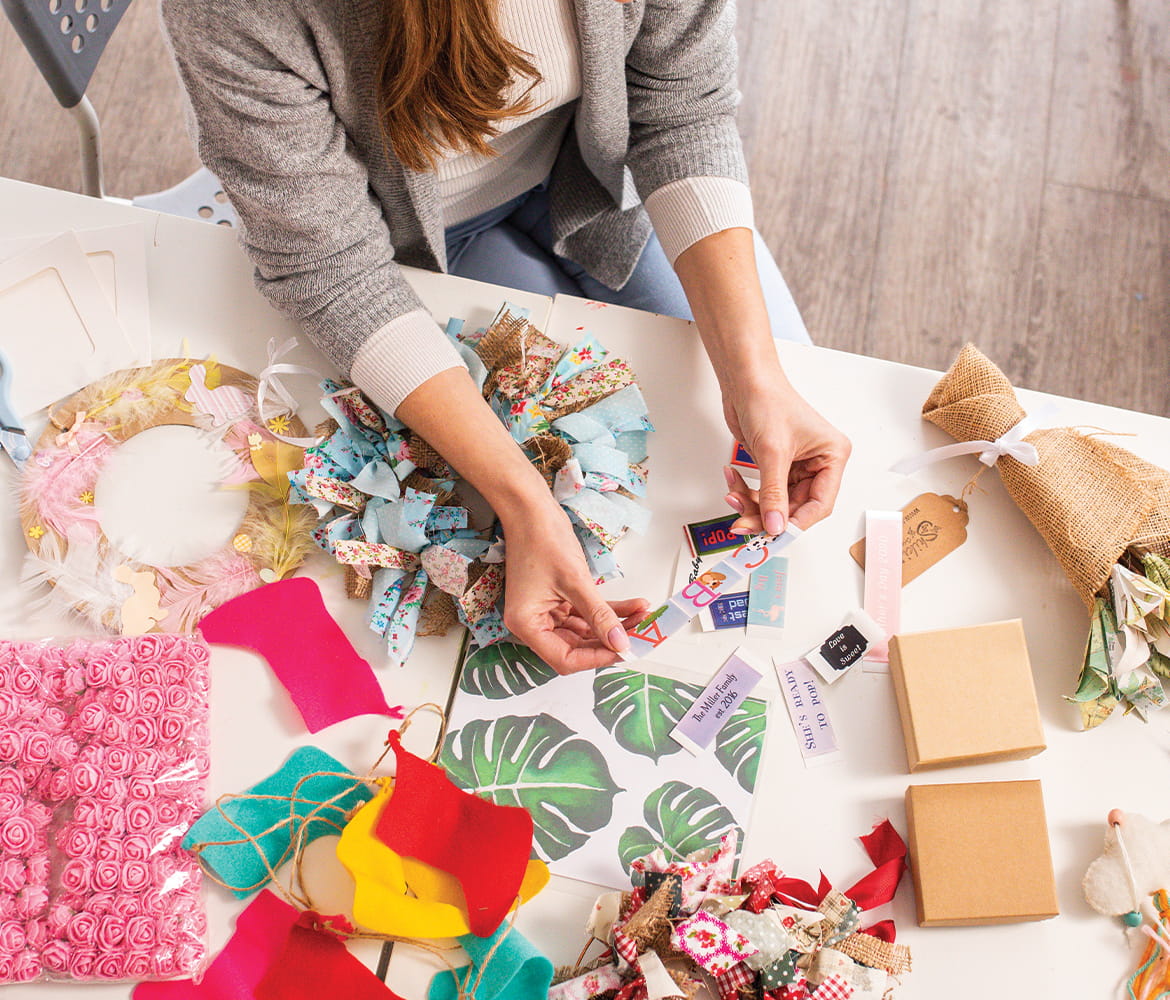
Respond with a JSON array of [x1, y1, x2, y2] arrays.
[[499, 501, 648, 674]]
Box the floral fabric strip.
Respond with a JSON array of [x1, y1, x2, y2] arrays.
[[669, 911, 758, 975]]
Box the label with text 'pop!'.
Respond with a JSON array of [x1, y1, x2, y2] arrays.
[[670, 648, 766, 755]]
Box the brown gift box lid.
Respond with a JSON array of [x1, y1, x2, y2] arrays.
[[906, 780, 1059, 926], [889, 619, 1046, 771]]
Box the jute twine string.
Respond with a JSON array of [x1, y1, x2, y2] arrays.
[[185, 704, 522, 997], [922, 344, 1170, 609]]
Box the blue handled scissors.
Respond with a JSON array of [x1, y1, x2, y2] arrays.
[[0, 348, 31, 468]]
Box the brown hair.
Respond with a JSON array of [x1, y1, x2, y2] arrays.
[[376, 0, 542, 172]]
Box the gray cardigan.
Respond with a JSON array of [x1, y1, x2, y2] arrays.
[[162, 0, 748, 377]]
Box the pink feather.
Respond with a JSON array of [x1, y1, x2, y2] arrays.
[[20, 429, 111, 539], [154, 549, 264, 633]]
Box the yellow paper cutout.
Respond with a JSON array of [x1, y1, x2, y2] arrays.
[[336, 787, 548, 939]]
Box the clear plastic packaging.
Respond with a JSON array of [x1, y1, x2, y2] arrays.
[[0, 634, 211, 983]]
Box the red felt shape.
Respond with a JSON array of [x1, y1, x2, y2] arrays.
[[133, 891, 299, 1000], [199, 577, 403, 733], [255, 913, 405, 1000], [373, 731, 533, 937]]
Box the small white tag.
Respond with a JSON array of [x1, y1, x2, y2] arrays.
[[669, 647, 765, 755], [775, 658, 841, 765], [803, 609, 887, 685]]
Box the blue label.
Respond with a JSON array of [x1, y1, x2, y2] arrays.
[[709, 591, 749, 629], [686, 514, 741, 556], [731, 441, 757, 469]]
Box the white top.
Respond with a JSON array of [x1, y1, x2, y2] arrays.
[[353, 0, 756, 415]]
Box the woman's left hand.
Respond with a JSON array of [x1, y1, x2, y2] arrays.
[[720, 374, 851, 535]]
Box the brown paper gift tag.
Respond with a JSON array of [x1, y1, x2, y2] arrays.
[[850, 493, 968, 584]]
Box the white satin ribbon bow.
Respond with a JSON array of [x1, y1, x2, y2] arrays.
[[890, 402, 1058, 476]]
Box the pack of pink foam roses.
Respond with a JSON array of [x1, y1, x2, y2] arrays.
[[0, 633, 210, 984]]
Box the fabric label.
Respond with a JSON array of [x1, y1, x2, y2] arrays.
[[730, 440, 759, 471], [775, 658, 840, 762], [747, 556, 788, 636], [670, 648, 765, 755], [709, 591, 750, 629], [849, 492, 968, 584], [862, 511, 902, 668]]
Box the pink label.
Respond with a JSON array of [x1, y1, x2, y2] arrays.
[[863, 510, 902, 665]]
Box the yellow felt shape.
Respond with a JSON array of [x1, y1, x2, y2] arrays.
[[336, 788, 549, 939]]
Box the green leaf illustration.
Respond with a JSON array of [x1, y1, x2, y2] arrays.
[[440, 713, 623, 861], [714, 697, 767, 793], [617, 780, 741, 874], [592, 668, 703, 762], [458, 642, 558, 699]]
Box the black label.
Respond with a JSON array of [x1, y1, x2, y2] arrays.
[[819, 624, 868, 672]]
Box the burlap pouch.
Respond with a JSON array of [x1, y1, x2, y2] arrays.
[[922, 345, 1170, 609]]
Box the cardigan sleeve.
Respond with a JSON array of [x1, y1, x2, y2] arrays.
[[623, 0, 754, 249], [160, 0, 463, 406]]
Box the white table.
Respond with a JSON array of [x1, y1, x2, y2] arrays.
[[1, 177, 1168, 999]]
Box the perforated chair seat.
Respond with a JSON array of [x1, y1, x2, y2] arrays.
[[132, 167, 237, 228]]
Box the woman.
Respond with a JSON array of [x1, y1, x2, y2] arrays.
[[162, 0, 851, 673]]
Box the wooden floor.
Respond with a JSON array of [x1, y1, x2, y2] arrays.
[[1, 0, 1167, 415]]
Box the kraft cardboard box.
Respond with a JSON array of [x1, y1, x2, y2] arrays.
[[906, 780, 1059, 926], [889, 619, 1045, 771]]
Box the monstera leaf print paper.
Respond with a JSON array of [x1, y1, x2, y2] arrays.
[[441, 642, 768, 888]]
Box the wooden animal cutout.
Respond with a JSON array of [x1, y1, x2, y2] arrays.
[[114, 564, 168, 635]]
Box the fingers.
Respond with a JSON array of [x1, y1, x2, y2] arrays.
[[789, 457, 848, 530], [754, 446, 793, 536], [565, 580, 631, 655], [524, 629, 620, 675]]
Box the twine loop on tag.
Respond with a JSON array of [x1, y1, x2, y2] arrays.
[[891, 402, 1058, 475]]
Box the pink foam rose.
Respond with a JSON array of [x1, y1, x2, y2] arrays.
[[0, 730, 24, 763], [23, 916, 47, 950], [131, 635, 165, 664], [110, 659, 135, 686], [112, 892, 142, 916], [152, 797, 182, 828], [185, 639, 210, 666], [67, 948, 97, 979], [10, 665, 43, 698], [48, 733, 79, 767], [95, 776, 127, 805], [100, 715, 129, 745], [139, 685, 167, 716], [157, 716, 186, 743], [0, 791, 21, 819], [40, 705, 68, 733], [121, 833, 153, 861], [130, 748, 161, 773], [0, 857, 25, 893], [82, 650, 118, 688], [0, 954, 15, 983], [126, 776, 155, 803], [22, 800, 52, 830], [15, 884, 48, 919], [0, 919, 25, 953], [46, 901, 73, 934], [38, 644, 66, 671], [124, 952, 153, 979], [92, 859, 121, 892], [0, 815, 37, 855], [94, 913, 127, 951], [92, 952, 125, 980], [66, 908, 99, 947], [174, 940, 205, 975], [63, 665, 87, 696], [10, 950, 40, 983], [127, 717, 160, 749], [121, 859, 152, 894], [84, 890, 118, 915], [59, 858, 94, 895], [103, 746, 134, 777], [0, 691, 18, 722], [124, 914, 158, 950], [67, 761, 102, 798], [0, 770, 23, 796], [0, 895, 15, 922], [43, 769, 71, 801], [163, 686, 193, 714], [20, 731, 51, 767], [25, 852, 49, 884], [40, 938, 71, 973], [106, 686, 139, 717], [137, 664, 164, 687], [94, 838, 123, 863], [72, 701, 107, 735], [58, 823, 99, 859]]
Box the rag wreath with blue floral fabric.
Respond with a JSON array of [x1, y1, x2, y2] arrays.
[[287, 304, 654, 667]]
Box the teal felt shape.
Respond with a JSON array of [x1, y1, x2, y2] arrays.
[[427, 925, 552, 1000], [181, 746, 373, 899]]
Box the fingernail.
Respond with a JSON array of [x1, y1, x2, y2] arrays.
[[607, 625, 630, 652], [730, 526, 751, 535], [723, 466, 736, 489], [764, 511, 784, 535], [724, 492, 744, 513]]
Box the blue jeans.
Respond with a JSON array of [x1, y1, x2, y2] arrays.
[[444, 182, 812, 344]]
